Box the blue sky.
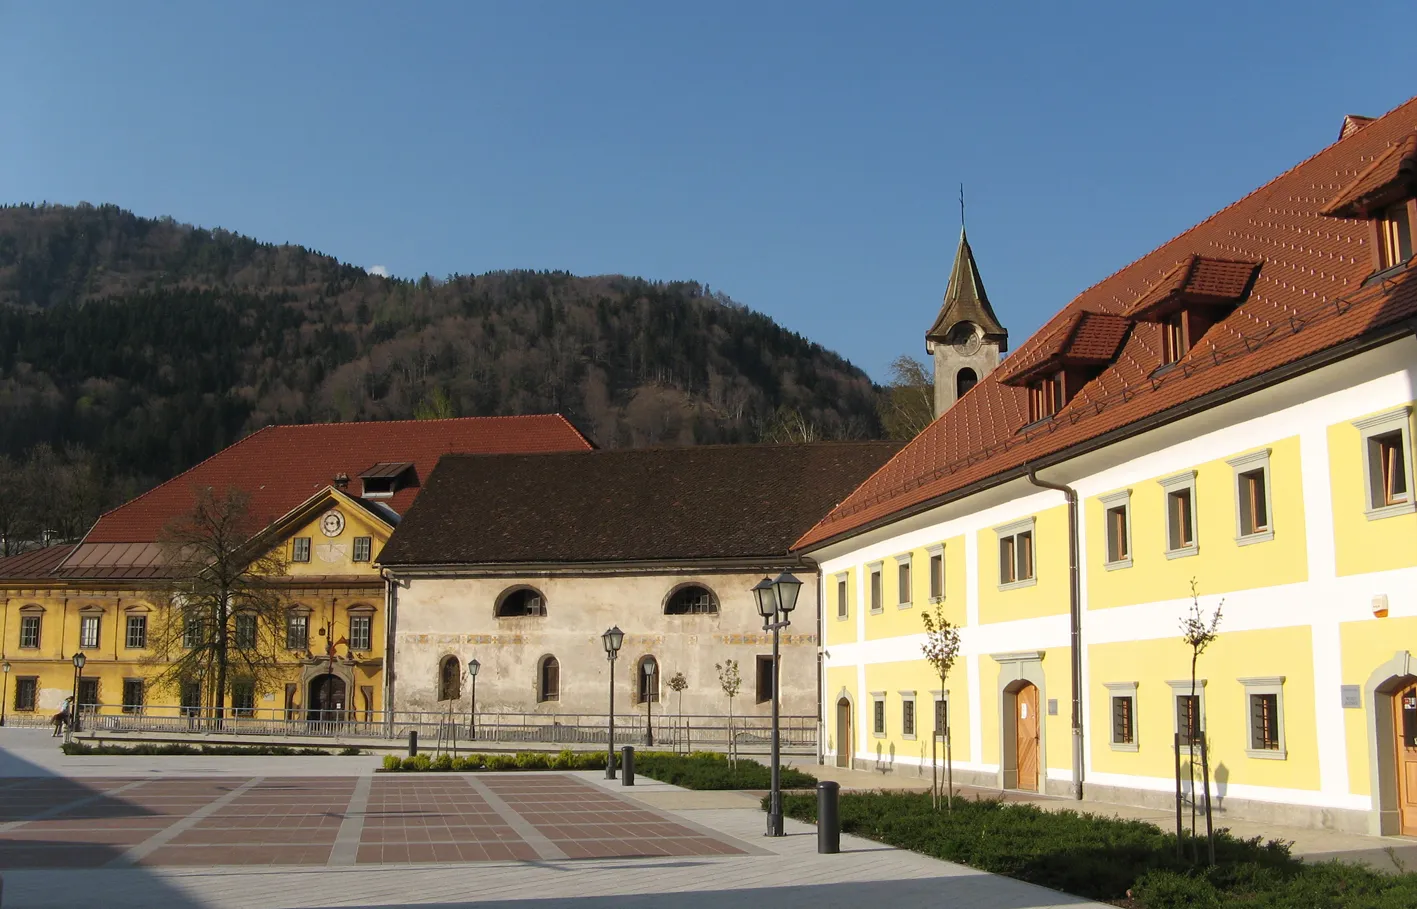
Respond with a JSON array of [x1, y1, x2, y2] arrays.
[[2, 2, 1412, 381]]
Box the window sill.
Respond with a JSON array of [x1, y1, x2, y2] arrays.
[[929, 595, 944, 604], [1110, 742, 1139, 753], [1245, 748, 1287, 761], [997, 577, 1037, 592], [897, 601, 913, 610], [1165, 545, 1199, 560], [836, 613, 851, 622], [901, 733, 917, 741], [1104, 558, 1133, 572], [872, 731, 886, 739], [1364, 500, 1417, 521], [1235, 530, 1274, 546], [869, 607, 884, 615]]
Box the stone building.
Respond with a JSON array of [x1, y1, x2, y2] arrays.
[[924, 228, 1009, 416], [0, 415, 592, 721], [376, 442, 900, 727]]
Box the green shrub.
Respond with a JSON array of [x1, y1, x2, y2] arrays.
[[485, 754, 517, 771], [1131, 870, 1223, 909], [432, 754, 455, 771], [635, 754, 816, 790], [381, 754, 402, 772], [402, 754, 432, 772], [339, 747, 363, 756], [574, 751, 609, 770], [515, 751, 550, 769], [550, 749, 576, 769]]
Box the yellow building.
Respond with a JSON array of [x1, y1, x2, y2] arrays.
[[799, 98, 1417, 836], [0, 415, 592, 724]]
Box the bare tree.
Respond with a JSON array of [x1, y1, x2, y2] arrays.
[[146, 487, 292, 719], [758, 406, 821, 443], [921, 603, 961, 809], [715, 660, 741, 766], [1179, 578, 1223, 863], [878, 354, 935, 440], [667, 671, 689, 753]]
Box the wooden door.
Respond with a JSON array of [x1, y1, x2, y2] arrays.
[[1016, 683, 1039, 792], [1395, 680, 1417, 836], [836, 699, 852, 768]]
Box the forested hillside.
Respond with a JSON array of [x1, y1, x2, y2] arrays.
[[0, 203, 885, 551]]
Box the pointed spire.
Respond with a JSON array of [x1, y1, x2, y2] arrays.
[[925, 227, 1008, 350]]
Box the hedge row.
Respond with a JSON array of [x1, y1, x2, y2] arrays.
[[380, 750, 817, 790], [61, 742, 363, 756], [778, 791, 1417, 909]]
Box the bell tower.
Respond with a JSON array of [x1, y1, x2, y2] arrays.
[[924, 226, 1008, 416]]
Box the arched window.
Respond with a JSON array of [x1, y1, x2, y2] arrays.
[[637, 656, 659, 705], [956, 367, 978, 399], [664, 584, 718, 615], [496, 586, 547, 618], [438, 655, 461, 701], [537, 655, 560, 702]]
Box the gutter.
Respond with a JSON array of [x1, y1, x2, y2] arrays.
[[380, 567, 399, 737], [800, 316, 1417, 555], [1025, 465, 1084, 801]]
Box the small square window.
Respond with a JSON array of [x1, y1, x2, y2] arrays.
[[1227, 450, 1274, 544], [1099, 490, 1132, 570], [19, 615, 41, 649], [895, 555, 912, 608], [1105, 682, 1138, 751], [868, 563, 883, 613], [292, 537, 311, 562], [80, 615, 101, 649], [835, 575, 849, 619], [352, 536, 372, 562], [927, 545, 944, 601], [901, 696, 916, 739], [1354, 408, 1416, 520], [350, 615, 373, 651], [872, 695, 886, 737], [125, 615, 147, 650], [1241, 676, 1287, 760], [996, 519, 1036, 589]]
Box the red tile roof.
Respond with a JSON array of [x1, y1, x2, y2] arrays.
[[1122, 256, 1262, 321], [72, 415, 593, 548], [997, 311, 1133, 385], [1320, 132, 1417, 218], [796, 95, 1417, 551], [0, 545, 77, 581]]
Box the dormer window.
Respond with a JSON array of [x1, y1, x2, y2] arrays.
[[359, 462, 415, 498], [1027, 375, 1063, 423], [1162, 311, 1190, 364], [1123, 256, 1260, 368], [1378, 203, 1414, 271]]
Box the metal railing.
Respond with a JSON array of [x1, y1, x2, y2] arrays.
[[68, 704, 817, 753]]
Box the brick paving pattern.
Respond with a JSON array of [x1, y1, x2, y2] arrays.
[[0, 773, 746, 868]]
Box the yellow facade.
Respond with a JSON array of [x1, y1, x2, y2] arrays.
[[1328, 402, 1417, 577], [863, 536, 966, 640], [825, 568, 856, 646], [977, 506, 1069, 624]]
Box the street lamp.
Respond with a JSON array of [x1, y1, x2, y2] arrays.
[[70, 652, 87, 737], [1, 661, 10, 727], [467, 658, 480, 740], [602, 625, 624, 779], [642, 659, 656, 747], [754, 571, 801, 837]]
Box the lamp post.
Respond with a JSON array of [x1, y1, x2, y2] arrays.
[[602, 625, 624, 779], [1, 661, 10, 727], [643, 660, 655, 747], [467, 658, 480, 740], [754, 570, 802, 837], [70, 652, 87, 738]]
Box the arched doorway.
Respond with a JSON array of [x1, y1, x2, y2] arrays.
[[836, 697, 852, 768], [308, 673, 347, 721], [1010, 681, 1040, 792], [1392, 676, 1417, 836]]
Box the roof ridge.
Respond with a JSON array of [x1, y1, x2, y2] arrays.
[[435, 439, 904, 461], [265, 413, 573, 432]]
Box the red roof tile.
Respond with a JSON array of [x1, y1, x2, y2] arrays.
[[796, 95, 1417, 551], [0, 545, 77, 581], [1122, 255, 1261, 321], [997, 311, 1133, 385], [1320, 132, 1417, 218], [73, 415, 593, 547]]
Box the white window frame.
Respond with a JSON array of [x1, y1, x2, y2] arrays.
[[19, 613, 41, 649], [352, 536, 373, 562], [1105, 681, 1139, 752], [995, 517, 1037, 590], [834, 572, 850, 621], [1227, 449, 1274, 545], [1099, 489, 1133, 570], [292, 536, 312, 562], [349, 614, 373, 651], [894, 553, 913, 609], [1167, 678, 1208, 754], [1158, 470, 1199, 558], [79, 614, 102, 649], [1353, 407, 1416, 520], [926, 544, 945, 602], [868, 562, 884, 614], [899, 690, 917, 740], [125, 614, 147, 650], [1240, 675, 1287, 760], [930, 689, 951, 741], [871, 691, 886, 737]]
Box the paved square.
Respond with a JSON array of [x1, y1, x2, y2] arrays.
[[0, 773, 747, 869]]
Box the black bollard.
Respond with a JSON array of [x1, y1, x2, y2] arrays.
[[408, 730, 418, 757], [621, 745, 635, 786], [817, 781, 840, 854]]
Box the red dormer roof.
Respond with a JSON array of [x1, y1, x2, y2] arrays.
[[1320, 132, 1417, 218], [796, 94, 1417, 552], [997, 311, 1133, 386], [1121, 255, 1261, 322], [57, 415, 594, 578]]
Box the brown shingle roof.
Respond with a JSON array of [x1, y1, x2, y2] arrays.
[[796, 94, 1417, 551], [379, 442, 902, 566], [0, 545, 76, 581]]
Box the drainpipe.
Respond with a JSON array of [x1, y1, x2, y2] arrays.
[[380, 568, 398, 737], [1026, 464, 1084, 801]]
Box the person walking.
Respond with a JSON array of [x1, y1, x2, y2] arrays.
[[51, 697, 73, 737]]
